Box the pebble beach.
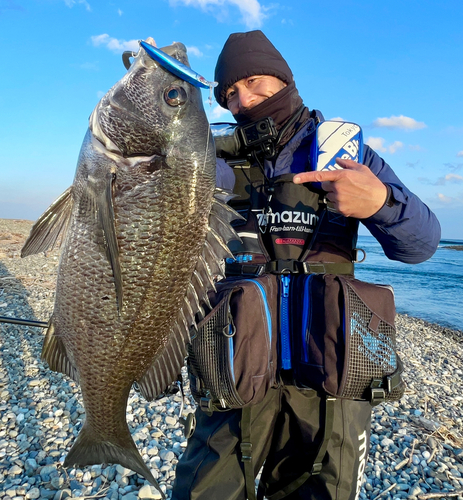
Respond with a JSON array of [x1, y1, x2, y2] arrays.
[[1, 218, 463, 500]]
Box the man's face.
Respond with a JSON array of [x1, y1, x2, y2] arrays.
[[225, 75, 287, 116]]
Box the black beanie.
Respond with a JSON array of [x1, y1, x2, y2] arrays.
[[214, 30, 293, 109]]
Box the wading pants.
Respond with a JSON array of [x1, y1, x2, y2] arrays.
[[171, 385, 371, 500]]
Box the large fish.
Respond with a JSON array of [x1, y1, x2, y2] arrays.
[[21, 38, 238, 497]]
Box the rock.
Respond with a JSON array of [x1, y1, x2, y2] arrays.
[[138, 484, 164, 499], [25, 487, 41, 499]]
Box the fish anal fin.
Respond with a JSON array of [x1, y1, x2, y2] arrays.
[[21, 187, 74, 257], [41, 319, 79, 383], [64, 422, 165, 499], [137, 322, 189, 401]]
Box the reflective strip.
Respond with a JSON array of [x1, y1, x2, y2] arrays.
[[248, 280, 272, 343], [229, 327, 235, 383], [238, 232, 259, 239]]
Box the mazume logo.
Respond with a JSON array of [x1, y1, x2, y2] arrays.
[[253, 208, 319, 234]]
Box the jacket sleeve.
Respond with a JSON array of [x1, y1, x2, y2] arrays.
[[361, 145, 441, 264], [216, 157, 236, 191]]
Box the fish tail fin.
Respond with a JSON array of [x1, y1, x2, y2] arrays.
[[64, 422, 165, 499]]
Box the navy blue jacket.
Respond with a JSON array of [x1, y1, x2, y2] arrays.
[[216, 114, 440, 264]]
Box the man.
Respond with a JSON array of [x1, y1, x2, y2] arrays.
[[172, 30, 440, 500]]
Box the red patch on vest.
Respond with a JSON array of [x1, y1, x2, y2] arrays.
[[275, 238, 305, 245]]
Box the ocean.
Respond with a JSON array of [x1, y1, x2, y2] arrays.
[[354, 235, 463, 331]]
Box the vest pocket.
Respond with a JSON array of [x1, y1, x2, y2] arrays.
[[188, 274, 278, 410], [292, 274, 404, 403]]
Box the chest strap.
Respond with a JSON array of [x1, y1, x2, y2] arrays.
[[225, 260, 354, 277]]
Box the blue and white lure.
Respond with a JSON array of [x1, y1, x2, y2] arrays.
[[139, 40, 218, 105]]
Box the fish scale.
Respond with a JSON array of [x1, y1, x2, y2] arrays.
[[21, 38, 239, 499]]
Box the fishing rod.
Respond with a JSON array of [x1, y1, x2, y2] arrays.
[[0, 316, 48, 328]]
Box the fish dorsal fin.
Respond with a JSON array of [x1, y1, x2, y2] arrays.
[[136, 191, 241, 399], [41, 318, 79, 383], [21, 187, 74, 257]]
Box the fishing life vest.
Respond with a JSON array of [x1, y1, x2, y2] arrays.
[[187, 128, 404, 500], [225, 163, 361, 277]]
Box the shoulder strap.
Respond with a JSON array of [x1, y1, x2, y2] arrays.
[[241, 406, 257, 500]]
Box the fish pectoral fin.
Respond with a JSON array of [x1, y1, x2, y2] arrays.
[[41, 319, 79, 383], [21, 187, 74, 257], [98, 172, 123, 312], [84, 171, 123, 312], [64, 422, 165, 499]]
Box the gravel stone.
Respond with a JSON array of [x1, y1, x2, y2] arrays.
[[1, 219, 463, 499]]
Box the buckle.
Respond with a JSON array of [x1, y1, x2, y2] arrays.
[[387, 369, 402, 393], [240, 442, 253, 462], [266, 260, 301, 274], [370, 387, 386, 406], [199, 397, 214, 415], [311, 462, 323, 475]]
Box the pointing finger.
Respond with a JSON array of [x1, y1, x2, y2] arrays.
[[293, 170, 343, 184]]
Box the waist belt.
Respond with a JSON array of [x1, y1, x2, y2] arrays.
[[225, 260, 354, 276]]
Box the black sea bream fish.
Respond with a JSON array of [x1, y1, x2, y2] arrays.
[[21, 38, 237, 497]]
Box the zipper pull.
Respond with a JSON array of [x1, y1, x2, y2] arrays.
[[282, 275, 290, 297]]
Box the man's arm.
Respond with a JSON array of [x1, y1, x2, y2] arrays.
[[294, 145, 441, 264]]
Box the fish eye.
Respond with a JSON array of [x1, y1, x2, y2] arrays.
[[164, 85, 187, 107]]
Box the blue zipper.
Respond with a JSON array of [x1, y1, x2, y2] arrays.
[[301, 275, 314, 362], [229, 280, 272, 382], [280, 275, 291, 370], [248, 279, 272, 343]]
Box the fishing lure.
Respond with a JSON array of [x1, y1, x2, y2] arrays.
[[139, 40, 217, 105]]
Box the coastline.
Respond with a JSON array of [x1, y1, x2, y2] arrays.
[[1, 218, 463, 500]]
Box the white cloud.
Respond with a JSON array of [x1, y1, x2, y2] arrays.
[[91, 34, 139, 53], [64, 0, 91, 11], [437, 193, 456, 204], [373, 115, 426, 130], [365, 137, 386, 153], [421, 174, 463, 186], [169, 0, 266, 29], [118, 8, 123, 15], [457, 151, 463, 157], [446, 174, 463, 182], [328, 117, 345, 122], [388, 141, 404, 154], [366, 137, 404, 154], [186, 46, 203, 57], [436, 174, 463, 185]]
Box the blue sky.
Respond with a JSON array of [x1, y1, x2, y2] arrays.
[[0, 0, 462, 239]]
